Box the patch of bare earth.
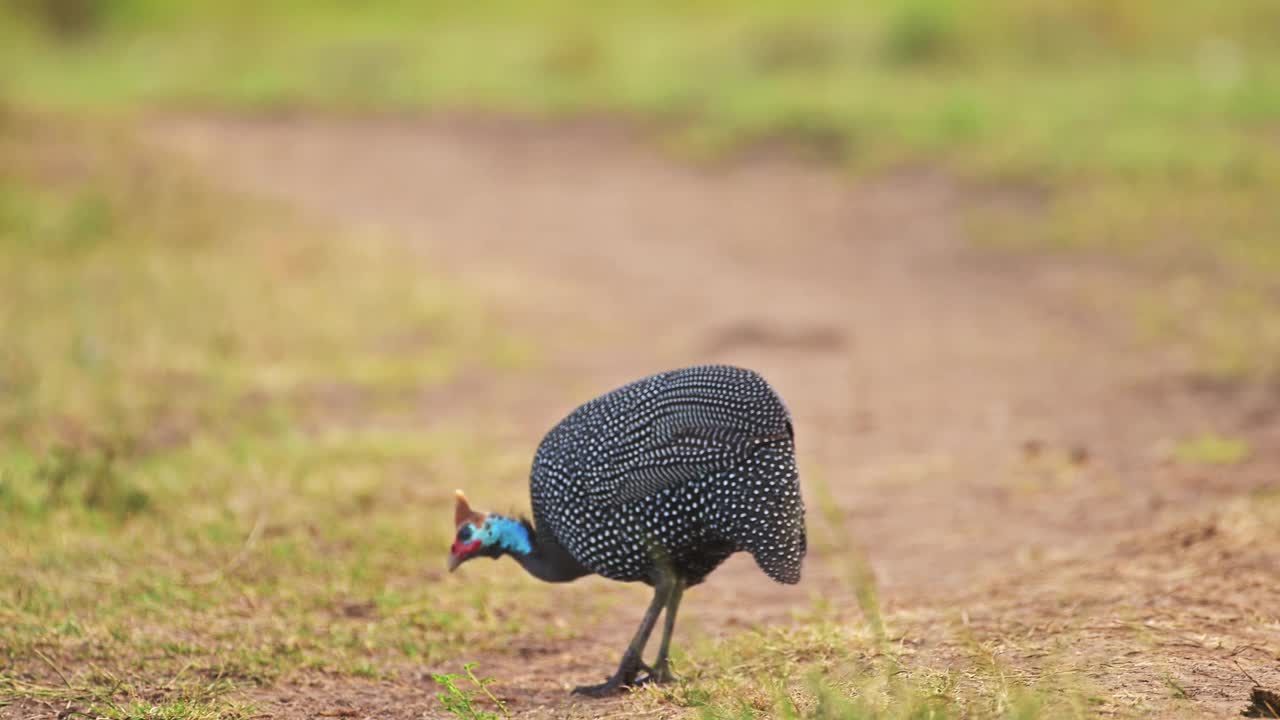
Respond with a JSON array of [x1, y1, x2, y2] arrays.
[[146, 115, 1279, 718]]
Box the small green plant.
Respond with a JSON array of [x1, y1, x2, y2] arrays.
[[431, 663, 509, 720], [1174, 433, 1251, 466]]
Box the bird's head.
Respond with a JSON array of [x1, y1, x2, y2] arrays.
[[447, 490, 532, 572]]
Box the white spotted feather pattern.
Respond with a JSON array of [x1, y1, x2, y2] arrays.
[[529, 365, 806, 586]]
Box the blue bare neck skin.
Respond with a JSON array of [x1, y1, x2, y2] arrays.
[[484, 514, 591, 583], [483, 515, 533, 556]]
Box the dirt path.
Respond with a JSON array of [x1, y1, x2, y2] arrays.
[[148, 115, 1278, 718]]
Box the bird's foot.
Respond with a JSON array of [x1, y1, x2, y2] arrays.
[[572, 656, 650, 697], [571, 678, 629, 698], [636, 660, 677, 686]]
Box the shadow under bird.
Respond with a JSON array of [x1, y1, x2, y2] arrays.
[[447, 365, 807, 696]]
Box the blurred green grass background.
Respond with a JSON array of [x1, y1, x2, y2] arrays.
[[4, 0, 1279, 375], [5, 0, 1279, 178]]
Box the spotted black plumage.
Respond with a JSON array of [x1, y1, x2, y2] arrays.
[[448, 365, 807, 695], [531, 365, 805, 585]]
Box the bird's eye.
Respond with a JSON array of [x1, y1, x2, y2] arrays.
[[457, 525, 472, 542]]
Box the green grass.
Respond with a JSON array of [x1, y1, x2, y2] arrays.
[[1173, 433, 1251, 466], [0, 119, 555, 717], [433, 663, 511, 720], [3, 0, 1279, 378], [4, 1, 1278, 180]]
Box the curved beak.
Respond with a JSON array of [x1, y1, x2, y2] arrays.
[[447, 552, 463, 572]]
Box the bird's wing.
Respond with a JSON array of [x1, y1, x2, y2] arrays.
[[596, 425, 790, 505], [589, 373, 792, 505]]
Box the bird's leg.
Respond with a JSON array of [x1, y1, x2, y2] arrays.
[[638, 578, 684, 685], [572, 577, 673, 697]]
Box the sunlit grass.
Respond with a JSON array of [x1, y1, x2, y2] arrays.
[[3, 1, 1278, 378], [1173, 433, 1251, 466], [0, 118, 554, 716], [2, 1, 1278, 183]]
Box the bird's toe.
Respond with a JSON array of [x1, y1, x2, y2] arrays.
[[572, 679, 629, 697], [572, 656, 650, 697], [635, 660, 677, 686]]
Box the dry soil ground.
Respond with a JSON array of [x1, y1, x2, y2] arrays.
[[146, 115, 1279, 719]]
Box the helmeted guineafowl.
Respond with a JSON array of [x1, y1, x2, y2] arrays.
[[447, 365, 806, 695]]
